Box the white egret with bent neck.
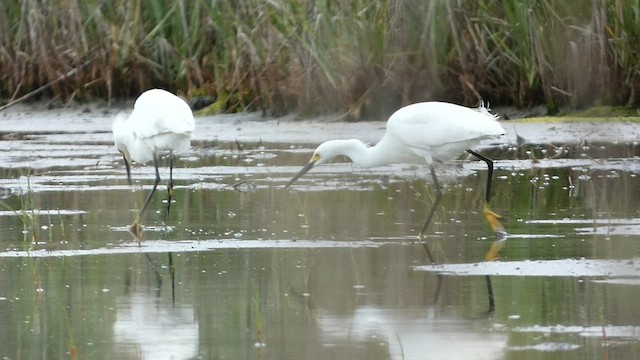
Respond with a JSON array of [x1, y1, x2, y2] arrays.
[[286, 101, 507, 261], [113, 88, 195, 240]]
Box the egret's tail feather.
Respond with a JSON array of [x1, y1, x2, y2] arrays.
[[475, 100, 499, 120]]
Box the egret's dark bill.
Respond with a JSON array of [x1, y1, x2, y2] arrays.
[[285, 161, 316, 188], [122, 154, 132, 185]]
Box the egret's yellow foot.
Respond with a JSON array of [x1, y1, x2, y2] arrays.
[[483, 202, 505, 234], [482, 202, 508, 260], [129, 218, 144, 244]]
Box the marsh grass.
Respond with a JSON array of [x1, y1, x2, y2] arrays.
[[0, 174, 68, 251], [0, 175, 48, 291], [251, 281, 265, 355], [18, 176, 39, 246], [0, 1, 638, 116]]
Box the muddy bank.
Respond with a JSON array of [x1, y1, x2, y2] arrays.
[[1, 103, 639, 146]]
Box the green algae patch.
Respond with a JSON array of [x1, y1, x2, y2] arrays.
[[571, 106, 640, 117]]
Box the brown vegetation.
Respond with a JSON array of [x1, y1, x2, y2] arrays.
[[0, 1, 638, 117]]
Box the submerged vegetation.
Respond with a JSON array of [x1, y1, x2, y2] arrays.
[[0, 0, 639, 117]]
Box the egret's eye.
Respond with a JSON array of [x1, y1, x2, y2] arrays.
[[310, 153, 321, 162]]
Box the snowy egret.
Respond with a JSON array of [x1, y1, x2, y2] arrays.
[[113, 88, 195, 238], [285, 101, 507, 260]]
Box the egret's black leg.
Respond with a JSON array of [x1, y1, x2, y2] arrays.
[[466, 150, 507, 260], [466, 150, 494, 203], [130, 151, 161, 242], [138, 151, 162, 220], [165, 153, 174, 223], [418, 165, 441, 263]]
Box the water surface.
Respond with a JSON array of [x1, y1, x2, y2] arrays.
[[0, 112, 639, 359]]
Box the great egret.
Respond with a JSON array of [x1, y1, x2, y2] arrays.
[[285, 101, 507, 260], [113, 88, 195, 238]]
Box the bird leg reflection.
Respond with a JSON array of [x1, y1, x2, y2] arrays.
[[484, 275, 496, 315], [169, 252, 176, 304]]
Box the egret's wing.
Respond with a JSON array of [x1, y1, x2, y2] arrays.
[[386, 102, 504, 151]]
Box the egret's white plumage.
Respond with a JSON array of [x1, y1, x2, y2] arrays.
[[113, 88, 195, 239], [286, 101, 507, 260], [307, 102, 503, 168], [113, 88, 194, 166]]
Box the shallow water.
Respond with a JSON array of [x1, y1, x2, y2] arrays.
[[0, 113, 639, 359]]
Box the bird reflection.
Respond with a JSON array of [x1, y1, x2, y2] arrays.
[[317, 306, 506, 360], [116, 252, 186, 358], [113, 291, 198, 359]]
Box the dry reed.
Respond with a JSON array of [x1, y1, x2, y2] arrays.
[[0, 0, 638, 117]]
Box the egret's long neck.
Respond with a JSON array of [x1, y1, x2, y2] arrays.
[[340, 139, 394, 169]]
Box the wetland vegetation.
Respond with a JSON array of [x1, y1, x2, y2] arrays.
[[1, 1, 640, 358], [1, 0, 639, 116]]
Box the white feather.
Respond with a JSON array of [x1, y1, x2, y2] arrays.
[[113, 89, 195, 164]]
